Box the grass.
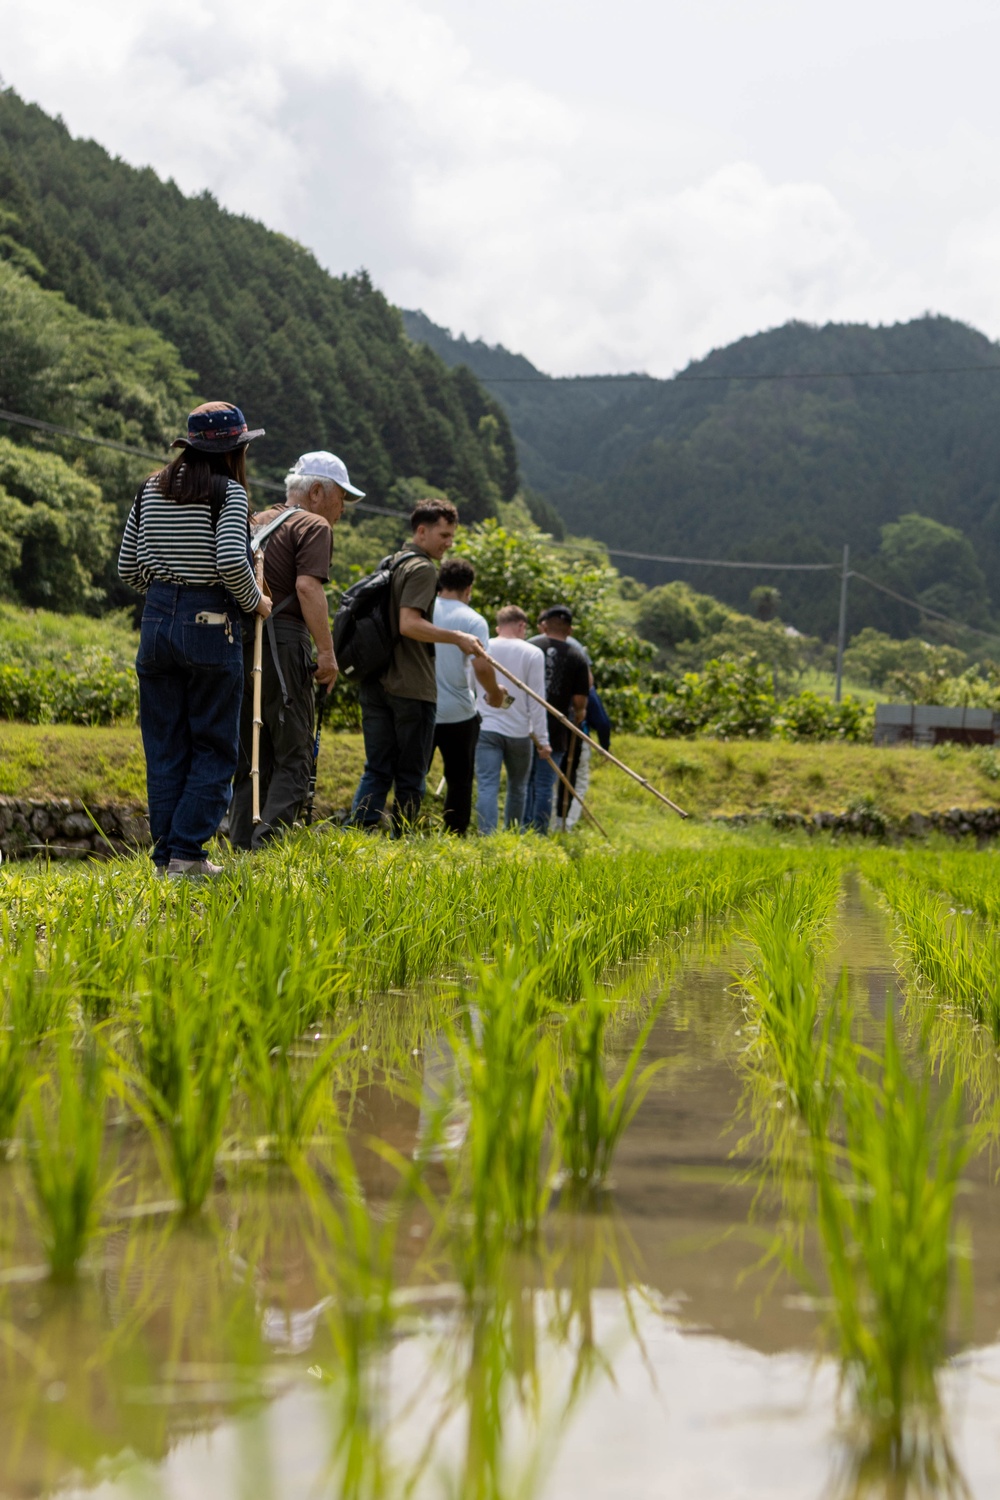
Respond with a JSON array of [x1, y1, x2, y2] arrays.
[[5, 727, 1000, 848], [0, 603, 137, 670]]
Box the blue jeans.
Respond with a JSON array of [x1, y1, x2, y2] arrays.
[[136, 582, 243, 867], [350, 680, 437, 835], [523, 747, 566, 835], [475, 731, 533, 834]]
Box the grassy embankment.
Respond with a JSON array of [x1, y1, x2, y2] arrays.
[[3, 724, 999, 847]]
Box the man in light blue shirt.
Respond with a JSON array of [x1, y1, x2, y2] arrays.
[[431, 558, 504, 833]]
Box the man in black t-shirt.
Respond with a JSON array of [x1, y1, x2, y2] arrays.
[[523, 604, 590, 834]]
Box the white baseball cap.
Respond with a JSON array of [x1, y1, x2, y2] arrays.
[[290, 451, 366, 501]]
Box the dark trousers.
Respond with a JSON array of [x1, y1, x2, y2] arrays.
[[230, 623, 316, 850], [350, 680, 436, 835], [432, 714, 480, 835], [136, 582, 243, 867]]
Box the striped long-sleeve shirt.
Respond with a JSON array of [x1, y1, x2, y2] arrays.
[[117, 478, 261, 612]]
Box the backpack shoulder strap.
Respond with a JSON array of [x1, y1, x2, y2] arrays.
[[251, 504, 301, 555], [132, 480, 148, 533], [209, 474, 231, 533]]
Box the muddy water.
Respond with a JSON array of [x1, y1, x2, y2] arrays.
[[5, 884, 1000, 1498]]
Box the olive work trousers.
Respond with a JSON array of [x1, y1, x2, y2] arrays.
[[229, 622, 315, 851]]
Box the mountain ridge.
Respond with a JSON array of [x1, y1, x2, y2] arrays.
[[402, 309, 1000, 639]]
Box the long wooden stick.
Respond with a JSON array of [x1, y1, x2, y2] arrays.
[[483, 650, 688, 819], [251, 554, 265, 826], [531, 735, 611, 841]]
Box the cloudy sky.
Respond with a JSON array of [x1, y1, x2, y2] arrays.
[[4, 0, 1000, 374]]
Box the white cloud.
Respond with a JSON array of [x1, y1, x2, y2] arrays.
[[3, 0, 998, 373]]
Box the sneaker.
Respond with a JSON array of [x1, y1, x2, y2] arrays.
[[165, 857, 224, 879]]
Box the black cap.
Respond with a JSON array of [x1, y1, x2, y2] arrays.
[[539, 604, 573, 623]]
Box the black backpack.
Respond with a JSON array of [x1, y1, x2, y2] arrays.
[[333, 551, 412, 682]]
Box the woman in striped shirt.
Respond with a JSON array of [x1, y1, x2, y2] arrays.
[[119, 402, 272, 877]]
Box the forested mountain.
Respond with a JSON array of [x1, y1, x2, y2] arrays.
[[403, 310, 1000, 641], [0, 87, 516, 562]]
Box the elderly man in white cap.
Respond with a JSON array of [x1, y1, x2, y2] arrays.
[[230, 451, 364, 850]]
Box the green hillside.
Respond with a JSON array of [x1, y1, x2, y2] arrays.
[[0, 86, 517, 610], [402, 310, 1000, 643]]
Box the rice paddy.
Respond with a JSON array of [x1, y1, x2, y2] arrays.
[[3, 832, 1000, 1496]]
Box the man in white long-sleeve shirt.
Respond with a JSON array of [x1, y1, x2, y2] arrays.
[[474, 605, 551, 833]]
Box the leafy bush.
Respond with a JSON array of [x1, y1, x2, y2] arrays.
[[0, 659, 137, 725], [601, 658, 872, 743], [454, 520, 654, 692], [883, 662, 1000, 708], [842, 628, 968, 689]]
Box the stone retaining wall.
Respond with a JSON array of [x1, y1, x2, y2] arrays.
[[0, 799, 150, 861], [713, 805, 1000, 840], [3, 796, 1000, 859]]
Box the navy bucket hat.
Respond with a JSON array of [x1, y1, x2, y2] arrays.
[[171, 401, 265, 453]]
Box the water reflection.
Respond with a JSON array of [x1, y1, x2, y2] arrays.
[[4, 889, 1000, 1498]]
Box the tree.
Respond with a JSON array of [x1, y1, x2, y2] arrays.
[[878, 512, 990, 627], [749, 585, 781, 622]]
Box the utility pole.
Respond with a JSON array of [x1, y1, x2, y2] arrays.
[[834, 544, 850, 704]]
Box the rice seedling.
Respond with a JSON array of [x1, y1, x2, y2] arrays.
[[871, 869, 1000, 1040], [25, 1032, 113, 1281], [808, 1007, 972, 1490], [446, 954, 561, 1262], [115, 954, 237, 1215], [554, 972, 666, 1202], [226, 913, 354, 1161], [737, 868, 845, 1153]]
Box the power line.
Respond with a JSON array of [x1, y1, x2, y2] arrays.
[[4, 402, 1000, 645], [850, 569, 1000, 648], [483, 364, 1000, 385], [587, 546, 834, 571]]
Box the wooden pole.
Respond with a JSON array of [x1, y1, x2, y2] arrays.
[[531, 735, 611, 841], [482, 650, 688, 819], [251, 553, 265, 826]]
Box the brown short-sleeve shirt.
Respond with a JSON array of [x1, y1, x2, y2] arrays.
[[253, 504, 332, 623], [381, 545, 438, 701]]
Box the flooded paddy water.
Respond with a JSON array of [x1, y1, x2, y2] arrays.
[[3, 847, 1000, 1497]]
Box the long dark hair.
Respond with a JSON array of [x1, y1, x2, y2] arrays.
[[150, 445, 249, 502]]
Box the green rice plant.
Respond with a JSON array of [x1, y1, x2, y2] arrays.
[[116, 955, 236, 1215], [226, 910, 354, 1160], [25, 1032, 113, 1281], [554, 972, 666, 1201], [738, 868, 844, 1151], [238, 1020, 352, 1163], [808, 1008, 972, 1485], [447, 954, 561, 1263], [873, 870, 1000, 1041], [0, 915, 72, 1044]]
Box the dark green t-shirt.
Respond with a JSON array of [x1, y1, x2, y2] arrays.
[[381, 545, 438, 701]]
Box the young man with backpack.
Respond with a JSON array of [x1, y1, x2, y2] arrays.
[[348, 499, 488, 834], [229, 451, 362, 849]]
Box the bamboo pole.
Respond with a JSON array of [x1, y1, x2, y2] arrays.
[[531, 734, 611, 841], [251, 553, 265, 826], [482, 650, 688, 819]]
